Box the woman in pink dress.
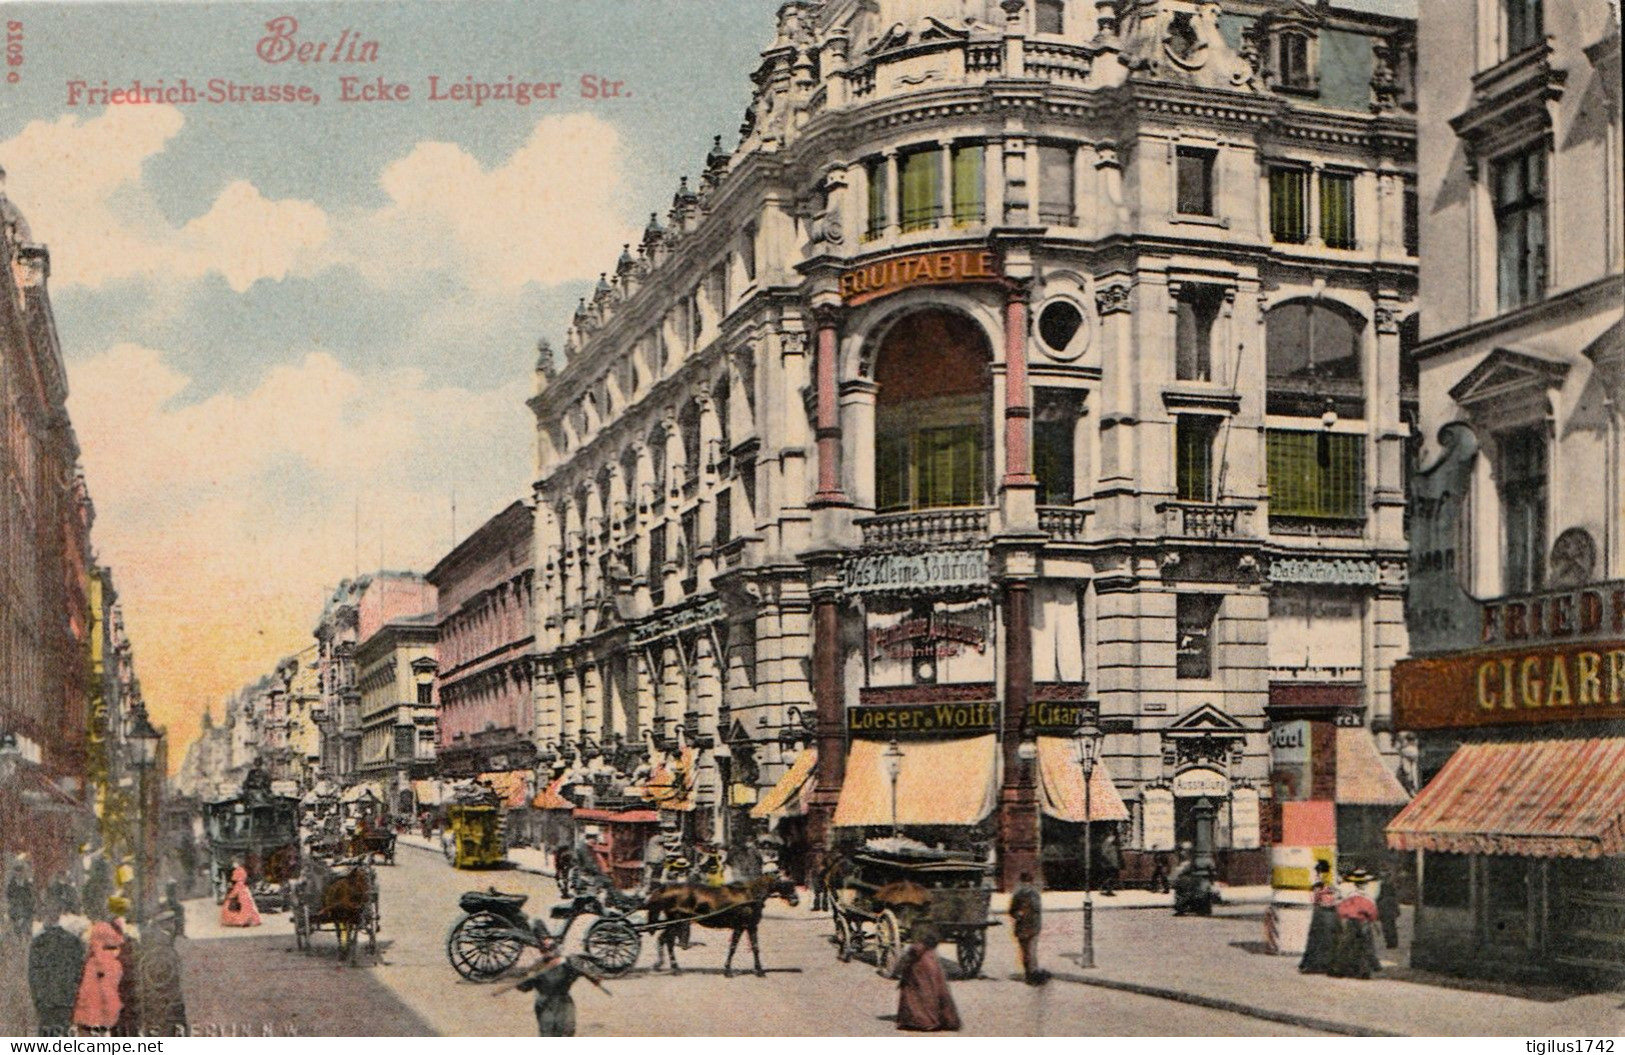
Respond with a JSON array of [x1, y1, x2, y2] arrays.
[[72, 917, 124, 1033], [219, 866, 261, 927]]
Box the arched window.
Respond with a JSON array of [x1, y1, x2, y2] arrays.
[[1265, 300, 1366, 418], [1399, 314, 1421, 394], [678, 400, 703, 481], [873, 309, 992, 512], [647, 425, 668, 502]]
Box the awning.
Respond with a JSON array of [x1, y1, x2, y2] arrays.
[[533, 774, 573, 810], [750, 749, 817, 819], [1335, 727, 1411, 807], [833, 736, 998, 828], [479, 770, 532, 810], [642, 747, 696, 812], [412, 779, 447, 806], [1036, 737, 1130, 823], [1387, 738, 1625, 859], [340, 783, 382, 804]]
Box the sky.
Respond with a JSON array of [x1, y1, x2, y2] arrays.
[[0, 0, 773, 768]]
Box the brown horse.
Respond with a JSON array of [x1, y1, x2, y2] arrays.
[[306, 860, 375, 964], [646, 875, 799, 977]]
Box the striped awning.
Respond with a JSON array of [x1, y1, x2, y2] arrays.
[[1036, 737, 1130, 823], [833, 736, 998, 828], [750, 749, 817, 819], [340, 782, 382, 804], [533, 774, 573, 810], [1335, 727, 1411, 807], [478, 770, 532, 810], [641, 747, 696, 812], [1387, 738, 1625, 859]]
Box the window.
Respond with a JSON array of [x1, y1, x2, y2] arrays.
[[1495, 145, 1547, 311], [1034, 0, 1064, 34], [1504, 0, 1543, 56], [1277, 32, 1312, 89], [1176, 417, 1220, 502], [898, 146, 942, 232], [1034, 389, 1079, 506], [864, 157, 887, 240], [1038, 143, 1076, 226], [741, 224, 757, 282], [648, 525, 666, 605], [1176, 147, 1214, 216], [1403, 180, 1419, 257], [1320, 171, 1356, 249], [1038, 300, 1084, 354], [874, 310, 992, 512], [1269, 167, 1309, 244], [1176, 594, 1221, 679], [1498, 424, 1547, 593], [1267, 430, 1366, 521], [951, 144, 985, 226], [417, 681, 433, 707], [1176, 285, 1224, 382], [715, 488, 732, 546], [1264, 301, 1365, 417]]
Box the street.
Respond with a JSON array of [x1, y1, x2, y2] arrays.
[[177, 844, 1323, 1037]]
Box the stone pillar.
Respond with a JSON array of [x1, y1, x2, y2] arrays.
[[1003, 281, 1037, 489], [560, 667, 581, 743], [811, 305, 850, 508], [805, 566, 847, 895], [581, 662, 604, 748], [998, 576, 1040, 891], [634, 650, 656, 738]]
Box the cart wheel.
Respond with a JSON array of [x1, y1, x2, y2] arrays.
[[956, 929, 986, 979], [876, 910, 902, 976], [833, 913, 852, 962], [583, 917, 641, 977], [447, 911, 524, 981]]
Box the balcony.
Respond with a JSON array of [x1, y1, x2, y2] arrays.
[[856, 507, 991, 549], [1157, 501, 1255, 540], [1270, 515, 1366, 539], [1037, 506, 1091, 541]]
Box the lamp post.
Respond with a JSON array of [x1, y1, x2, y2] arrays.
[[126, 705, 162, 924], [882, 738, 904, 838], [1075, 723, 1100, 969]]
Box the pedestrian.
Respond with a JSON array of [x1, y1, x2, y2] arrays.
[[1299, 859, 1338, 974], [1008, 872, 1044, 984], [512, 936, 606, 1037], [218, 865, 262, 928], [108, 898, 141, 1038], [6, 853, 36, 936], [176, 834, 197, 898], [82, 856, 113, 923], [1098, 829, 1122, 897], [554, 841, 575, 895], [1171, 842, 1210, 916], [1149, 852, 1171, 894], [641, 830, 667, 891], [27, 899, 83, 1037], [1328, 870, 1382, 979], [132, 912, 187, 1038], [1376, 871, 1401, 950], [50, 872, 81, 920], [894, 927, 961, 1032], [72, 909, 124, 1034]]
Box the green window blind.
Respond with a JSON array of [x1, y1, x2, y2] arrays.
[[1176, 418, 1217, 502], [1269, 168, 1308, 244], [876, 432, 909, 513], [898, 148, 941, 232], [1267, 430, 1365, 520], [951, 145, 985, 226], [1320, 172, 1356, 249], [865, 158, 888, 240], [918, 425, 982, 508]]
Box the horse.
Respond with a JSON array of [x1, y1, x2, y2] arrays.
[[645, 874, 799, 977], [308, 859, 375, 965]]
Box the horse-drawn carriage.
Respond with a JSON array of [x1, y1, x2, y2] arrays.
[[203, 768, 301, 912], [446, 889, 641, 981], [827, 841, 997, 978], [291, 854, 380, 964], [443, 803, 506, 869]]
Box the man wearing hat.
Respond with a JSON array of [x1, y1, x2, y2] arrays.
[[1328, 869, 1382, 979], [1298, 859, 1338, 974], [28, 898, 84, 1036]]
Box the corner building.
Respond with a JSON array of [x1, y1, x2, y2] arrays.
[[530, 0, 1418, 890]]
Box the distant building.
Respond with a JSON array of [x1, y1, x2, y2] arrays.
[[1389, 0, 1623, 982], [354, 608, 438, 817]]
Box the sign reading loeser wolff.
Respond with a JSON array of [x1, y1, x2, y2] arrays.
[[839, 248, 1002, 306], [847, 700, 997, 738]]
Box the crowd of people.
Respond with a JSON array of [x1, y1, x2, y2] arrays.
[[1299, 862, 1401, 980]]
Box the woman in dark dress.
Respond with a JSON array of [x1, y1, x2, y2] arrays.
[[1298, 859, 1338, 974], [894, 929, 961, 1032], [1328, 871, 1382, 979]]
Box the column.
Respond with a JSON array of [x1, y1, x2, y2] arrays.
[[805, 573, 846, 898], [560, 669, 581, 744], [581, 662, 604, 749], [999, 576, 1040, 891], [810, 305, 851, 507], [1003, 281, 1037, 488]]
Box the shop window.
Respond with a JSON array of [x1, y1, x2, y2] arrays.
[[1034, 0, 1064, 34], [874, 309, 992, 512], [898, 146, 942, 232], [1498, 423, 1547, 593], [1175, 284, 1224, 382], [864, 156, 887, 240], [1034, 389, 1079, 506], [1175, 416, 1220, 502], [1320, 171, 1356, 249], [951, 144, 985, 226], [1176, 594, 1221, 679], [1176, 147, 1214, 216], [1495, 144, 1547, 311], [1038, 143, 1077, 226], [1266, 430, 1366, 521], [1504, 0, 1543, 57], [1269, 166, 1309, 244], [1422, 853, 1471, 909]]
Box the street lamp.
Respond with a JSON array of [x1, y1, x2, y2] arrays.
[[882, 738, 905, 838], [1075, 723, 1101, 970], [126, 705, 162, 924]]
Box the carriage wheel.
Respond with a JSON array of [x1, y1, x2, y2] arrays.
[[833, 913, 852, 962], [583, 917, 641, 977], [955, 929, 986, 979], [876, 910, 902, 976], [447, 911, 524, 981]]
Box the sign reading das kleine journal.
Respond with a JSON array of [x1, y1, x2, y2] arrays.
[[842, 548, 989, 594]]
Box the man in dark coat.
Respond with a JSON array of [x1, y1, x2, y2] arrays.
[[1376, 873, 1401, 950], [1098, 830, 1122, 896], [894, 928, 960, 1032], [6, 854, 35, 936], [27, 902, 83, 1037], [1008, 872, 1044, 984], [514, 937, 603, 1036]]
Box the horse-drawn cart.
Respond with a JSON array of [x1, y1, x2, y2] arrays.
[[203, 768, 301, 912], [828, 842, 997, 978], [291, 856, 380, 964], [445, 889, 642, 980]]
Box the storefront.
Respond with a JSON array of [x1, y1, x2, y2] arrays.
[[831, 702, 999, 845]]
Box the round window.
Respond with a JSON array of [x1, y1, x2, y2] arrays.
[[1038, 299, 1087, 359]]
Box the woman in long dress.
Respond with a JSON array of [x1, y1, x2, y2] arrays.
[[894, 929, 961, 1032], [1329, 872, 1382, 979], [71, 915, 124, 1033], [1298, 859, 1338, 974], [218, 866, 261, 927]]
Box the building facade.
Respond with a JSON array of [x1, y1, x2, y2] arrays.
[[529, 0, 1418, 888], [354, 605, 439, 817], [1388, 0, 1622, 981]]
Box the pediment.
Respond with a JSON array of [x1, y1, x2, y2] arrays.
[[1258, 0, 1324, 29], [1164, 703, 1247, 735], [1447, 347, 1570, 408], [866, 16, 970, 56]]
